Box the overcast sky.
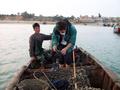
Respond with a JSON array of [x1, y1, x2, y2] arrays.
[[0, 0, 119, 17]]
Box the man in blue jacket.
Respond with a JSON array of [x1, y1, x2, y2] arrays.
[[52, 19, 77, 68]]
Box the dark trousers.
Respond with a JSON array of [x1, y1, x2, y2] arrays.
[[53, 44, 73, 65]]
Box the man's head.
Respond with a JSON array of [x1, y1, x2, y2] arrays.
[[56, 21, 67, 35], [33, 23, 40, 33]]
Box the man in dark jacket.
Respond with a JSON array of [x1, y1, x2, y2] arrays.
[[29, 23, 51, 67], [52, 19, 77, 68]]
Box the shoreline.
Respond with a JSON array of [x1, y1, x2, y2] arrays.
[[0, 20, 104, 26], [0, 20, 56, 24]]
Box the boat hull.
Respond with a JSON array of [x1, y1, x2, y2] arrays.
[[114, 28, 120, 33], [6, 47, 120, 90]]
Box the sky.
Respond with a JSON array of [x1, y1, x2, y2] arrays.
[[0, 0, 120, 17]]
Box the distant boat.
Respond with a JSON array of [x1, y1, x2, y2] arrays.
[[103, 23, 111, 27], [6, 47, 120, 90], [42, 22, 47, 24]]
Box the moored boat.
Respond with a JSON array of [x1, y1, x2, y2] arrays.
[[114, 27, 120, 33], [113, 24, 120, 33], [6, 47, 120, 90]]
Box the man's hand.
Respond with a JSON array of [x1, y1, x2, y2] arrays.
[[53, 45, 57, 52], [31, 56, 36, 60], [61, 43, 72, 55], [30, 56, 36, 63], [61, 48, 67, 55]]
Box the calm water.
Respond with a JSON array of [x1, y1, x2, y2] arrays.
[[0, 24, 120, 89]]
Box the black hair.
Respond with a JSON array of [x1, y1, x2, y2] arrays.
[[33, 23, 40, 29], [56, 21, 67, 31], [56, 19, 71, 31], [63, 18, 71, 26]]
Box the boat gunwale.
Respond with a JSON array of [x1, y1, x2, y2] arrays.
[[79, 47, 120, 83], [5, 59, 33, 90]]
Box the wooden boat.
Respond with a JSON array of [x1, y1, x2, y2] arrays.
[[6, 47, 120, 90]]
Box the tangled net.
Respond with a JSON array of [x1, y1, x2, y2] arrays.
[[17, 67, 104, 90]]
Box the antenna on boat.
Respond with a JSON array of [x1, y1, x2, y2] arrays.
[[48, 33, 52, 50], [72, 47, 78, 89]]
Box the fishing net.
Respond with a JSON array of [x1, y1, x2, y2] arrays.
[[16, 79, 49, 90], [16, 68, 103, 90], [16, 48, 103, 90]]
